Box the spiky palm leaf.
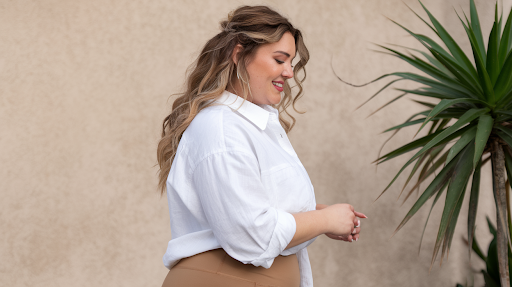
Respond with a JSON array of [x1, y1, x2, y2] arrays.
[[354, 0, 512, 284]]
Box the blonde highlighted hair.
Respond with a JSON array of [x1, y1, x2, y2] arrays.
[[157, 5, 310, 194]]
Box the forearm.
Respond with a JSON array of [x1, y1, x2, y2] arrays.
[[286, 210, 327, 249]]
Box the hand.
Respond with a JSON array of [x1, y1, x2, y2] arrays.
[[316, 203, 367, 242]]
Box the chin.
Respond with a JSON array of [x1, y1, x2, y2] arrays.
[[269, 94, 281, 105], [268, 99, 279, 105]]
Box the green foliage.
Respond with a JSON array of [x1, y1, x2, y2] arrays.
[[355, 0, 512, 271], [456, 218, 512, 287]]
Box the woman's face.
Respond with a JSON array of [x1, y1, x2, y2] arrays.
[[237, 32, 296, 105]]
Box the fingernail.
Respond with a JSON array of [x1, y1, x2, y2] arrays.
[[356, 238, 358, 242], [351, 239, 353, 242], [352, 229, 356, 233], [356, 219, 360, 227]]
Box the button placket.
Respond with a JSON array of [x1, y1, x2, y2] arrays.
[[269, 118, 291, 154], [264, 115, 315, 198]]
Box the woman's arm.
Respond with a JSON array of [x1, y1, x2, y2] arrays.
[[286, 204, 366, 249], [286, 209, 328, 249]]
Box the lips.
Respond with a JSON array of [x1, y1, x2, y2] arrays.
[[272, 81, 284, 92]]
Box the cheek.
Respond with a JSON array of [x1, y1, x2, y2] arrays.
[[248, 60, 280, 83], [265, 62, 281, 78]]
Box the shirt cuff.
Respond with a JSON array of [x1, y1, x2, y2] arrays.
[[276, 209, 297, 250], [250, 208, 296, 268]]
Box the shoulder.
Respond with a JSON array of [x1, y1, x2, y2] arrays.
[[185, 104, 227, 140], [183, 104, 260, 159]]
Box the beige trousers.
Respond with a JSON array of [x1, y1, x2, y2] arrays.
[[161, 248, 300, 287]]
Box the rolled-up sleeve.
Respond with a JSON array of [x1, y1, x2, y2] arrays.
[[192, 150, 296, 268]]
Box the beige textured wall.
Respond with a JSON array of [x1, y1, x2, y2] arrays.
[[1, 0, 508, 286]]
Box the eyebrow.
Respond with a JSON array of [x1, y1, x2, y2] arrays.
[[274, 51, 291, 58]]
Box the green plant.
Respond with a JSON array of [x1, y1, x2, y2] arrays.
[[457, 217, 512, 287], [340, 0, 512, 285], [474, 217, 512, 286]]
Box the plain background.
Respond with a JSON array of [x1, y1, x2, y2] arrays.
[[2, 0, 511, 286]]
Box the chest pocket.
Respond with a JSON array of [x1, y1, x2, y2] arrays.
[[261, 163, 315, 213]]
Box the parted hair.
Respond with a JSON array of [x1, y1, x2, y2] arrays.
[[157, 5, 310, 194]]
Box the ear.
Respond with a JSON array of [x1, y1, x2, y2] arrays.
[[231, 44, 243, 65]]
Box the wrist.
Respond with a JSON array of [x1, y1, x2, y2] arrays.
[[316, 203, 328, 210], [314, 209, 330, 234]]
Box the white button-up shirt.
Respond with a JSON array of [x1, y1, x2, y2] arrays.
[[163, 90, 317, 287]]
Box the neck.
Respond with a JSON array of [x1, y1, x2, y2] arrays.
[[226, 78, 253, 103]]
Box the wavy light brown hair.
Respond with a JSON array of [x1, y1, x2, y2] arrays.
[[157, 5, 310, 194]]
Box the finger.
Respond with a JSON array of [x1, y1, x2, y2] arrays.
[[353, 234, 359, 242], [353, 218, 359, 228], [327, 233, 348, 241], [343, 234, 353, 242], [354, 211, 368, 219], [352, 227, 361, 234], [326, 234, 344, 241], [331, 234, 349, 241]]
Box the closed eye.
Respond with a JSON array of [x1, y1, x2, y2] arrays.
[[275, 59, 294, 68]]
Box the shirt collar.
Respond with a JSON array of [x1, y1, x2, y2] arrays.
[[215, 90, 279, 130]]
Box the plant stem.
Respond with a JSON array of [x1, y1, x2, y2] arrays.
[[507, 179, 512, 244], [506, 147, 512, 243], [491, 139, 510, 287]]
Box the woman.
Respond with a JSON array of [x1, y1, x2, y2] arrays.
[[157, 5, 366, 287]]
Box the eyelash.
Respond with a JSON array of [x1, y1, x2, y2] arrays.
[[275, 59, 294, 68]]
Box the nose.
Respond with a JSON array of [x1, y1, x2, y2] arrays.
[[282, 64, 294, 79]]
